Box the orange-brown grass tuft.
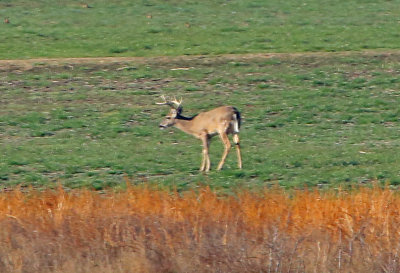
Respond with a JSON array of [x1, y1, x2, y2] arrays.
[[1, 186, 400, 272]]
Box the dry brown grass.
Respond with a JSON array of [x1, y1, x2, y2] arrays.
[[1, 185, 400, 273]]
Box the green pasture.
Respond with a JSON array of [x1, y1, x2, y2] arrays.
[[1, 0, 400, 59], [1, 53, 400, 190]]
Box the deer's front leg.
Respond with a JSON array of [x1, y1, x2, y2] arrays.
[[200, 149, 206, 172], [200, 132, 211, 172]]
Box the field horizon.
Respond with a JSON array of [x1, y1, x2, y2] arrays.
[[2, 0, 400, 59]]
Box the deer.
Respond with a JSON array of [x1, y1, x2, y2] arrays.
[[156, 96, 242, 172]]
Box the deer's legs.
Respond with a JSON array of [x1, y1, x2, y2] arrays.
[[200, 133, 211, 172], [217, 132, 232, 171], [233, 134, 242, 169], [205, 144, 211, 172], [200, 152, 206, 172]]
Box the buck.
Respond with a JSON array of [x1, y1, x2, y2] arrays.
[[156, 96, 242, 172]]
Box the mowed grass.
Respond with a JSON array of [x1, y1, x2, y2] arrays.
[[1, 0, 400, 59], [1, 52, 400, 190]]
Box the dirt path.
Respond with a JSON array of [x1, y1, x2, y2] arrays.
[[1, 50, 399, 71]]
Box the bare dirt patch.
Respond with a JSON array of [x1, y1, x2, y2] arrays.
[[2, 50, 399, 71]]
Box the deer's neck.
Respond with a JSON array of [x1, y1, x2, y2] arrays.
[[174, 115, 196, 136]]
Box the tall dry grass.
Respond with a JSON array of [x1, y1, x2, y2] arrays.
[[1, 185, 400, 273]]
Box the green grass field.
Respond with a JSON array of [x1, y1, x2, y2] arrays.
[[1, 0, 400, 59], [1, 53, 400, 191], [1, 0, 400, 191]]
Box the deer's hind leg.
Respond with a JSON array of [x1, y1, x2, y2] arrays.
[[233, 134, 242, 169], [217, 132, 231, 171]]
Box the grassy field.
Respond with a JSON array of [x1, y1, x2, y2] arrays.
[[1, 0, 400, 59], [1, 52, 400, 190], [1, 186, 400, 272]]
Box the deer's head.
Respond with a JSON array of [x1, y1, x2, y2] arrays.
[[156, 96, 183, 129]]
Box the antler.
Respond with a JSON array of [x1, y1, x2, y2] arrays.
[[156, 95, 183, 109], [155, 95, 168, 105]]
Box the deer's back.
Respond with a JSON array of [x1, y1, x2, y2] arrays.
[[193, 106, 240, 134]]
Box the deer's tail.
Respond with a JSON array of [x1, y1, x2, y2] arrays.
[[232, 107, 241, 134]]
